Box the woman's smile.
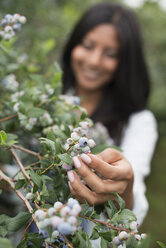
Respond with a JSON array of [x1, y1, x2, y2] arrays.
[[71, 24, 120, 91]]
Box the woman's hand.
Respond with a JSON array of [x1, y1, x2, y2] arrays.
[[67, 148, 134, 209]]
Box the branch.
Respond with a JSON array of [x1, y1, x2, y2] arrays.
[[10, 148, 33, 187], [0, 170, 33, 213], [0, 114, 17, 123], [62, 234, 74, 248], [81, 215, 132, 233], [11, 144, 44, 160]]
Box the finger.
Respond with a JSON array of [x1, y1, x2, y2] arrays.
[[80, 152, 132, 180], [67, 170, 114, 205], [72, 156, 129, 194], [72, 156, 105, 192]]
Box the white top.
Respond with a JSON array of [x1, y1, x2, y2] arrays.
[[83, 109, 158, 247], [120, 110, 158, 224]]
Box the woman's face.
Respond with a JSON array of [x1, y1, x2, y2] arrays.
[[71, 24, 120, 92]]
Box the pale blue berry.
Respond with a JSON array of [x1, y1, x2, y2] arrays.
[[1, 19, 7, 27], [60, 206, 71, 217], [52, 230, 59, 238], [67, 216, 77, 225], [25, 192, 34, 200], [112, 236, 122, 246], [13, 23, 21, 31], [141, 233, 147, 239], [48, 207, 56, 216], [135, 234, 141, 241], [52, 216, 63, 228], [71, 132, 80, 141], [118, 231, 129, 240], [79, 137, 88, 147], [54, 201, 63, 210], [88, 139, 96, 148], [62, 163, 72, 171], [66, 138, 73, 144], [43, 218, 52, 227], [67, 198, 79, 209], [34, 209, 45, 221], [82, 146, 90, 153], [58, 222, 73, 235]]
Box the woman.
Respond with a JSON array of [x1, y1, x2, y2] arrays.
[[61, 2, 158, 228]]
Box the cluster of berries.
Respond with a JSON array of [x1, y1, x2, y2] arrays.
[[112, 221, 147, 247], [0, 14, 26, 41], [63, 121, 96, 158], [34, 198, 82, 242], [2, 74, 19, 92], [59, 95, 80, 106]]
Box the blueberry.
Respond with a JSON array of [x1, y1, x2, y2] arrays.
[[79, 137, 88, 147], [58, 222, 73, 235]]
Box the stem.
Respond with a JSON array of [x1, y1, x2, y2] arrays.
[[41, 163, 54, 175], [0, 170, 33, 213], [21, 219, 33, 240], [11, 144, 44, 160], [62, 235, 74, 248], [80, 215, 132, 233], [0, 114, 17, 123], [10, 148, 33, 186], [10, 148, 42, 208]]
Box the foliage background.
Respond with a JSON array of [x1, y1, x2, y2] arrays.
[[0, 0, 166, 247]]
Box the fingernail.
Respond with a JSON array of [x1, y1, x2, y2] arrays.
[[81, 153, 91, 164], [73, 156, 81, 168], [68, 181, 73, 191], [67, 170, 75, 182]]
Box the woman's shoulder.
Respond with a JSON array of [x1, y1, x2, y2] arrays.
[[128, 109, 157, 127]]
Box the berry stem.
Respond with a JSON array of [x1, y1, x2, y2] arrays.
[[0, 114, 17, 123], [11, 144, 44, 159], [80, 215, 132, 233]]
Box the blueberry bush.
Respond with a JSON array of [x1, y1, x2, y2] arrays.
[[0, 13, 165, 248]]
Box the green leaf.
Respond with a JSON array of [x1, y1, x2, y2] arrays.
[[119, 209, 137, 222], [15, 180, 25, 190], [0, 238, 14, 248], [114, 193, 125, 210], [40, 137, 55, 152], [6, 133, 18, 145], [90, 227, 100, 240], [100, 237, 109, 248], [157, 241, 166, 248], [6, 212, 31, 232], [0, 130, 7, 145], [126, 234, 137, 247], [55, 139, 63, 154], [27, 107, 45, 118], [0, 226, 8, 238], [58, 153, 73, 165], [99, 231, 113, 242], [30, 170, 42, 188], [0, 189, 2, 195]]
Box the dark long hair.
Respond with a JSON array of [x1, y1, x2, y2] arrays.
[[61, 2, 150, 144]]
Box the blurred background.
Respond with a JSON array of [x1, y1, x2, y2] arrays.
[[0, 0, 165, 246]]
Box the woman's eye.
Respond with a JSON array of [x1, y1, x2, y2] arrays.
[[81, 42, 93, 50], [105, 52, 119, 59]]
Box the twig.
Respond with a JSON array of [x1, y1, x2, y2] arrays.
[[62, 234, 74, 248], [11, 144, 44, 160], [80, 215, 132, 233], [10, 148, 43, 208], [21, 218, 33, 240], [10, 148, 33, 186], [0, 114, 17, 123], [41, 163, 54, 175], [0, 170, 33, 213]]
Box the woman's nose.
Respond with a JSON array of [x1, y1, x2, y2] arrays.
[[88, 50, 102, 67]]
